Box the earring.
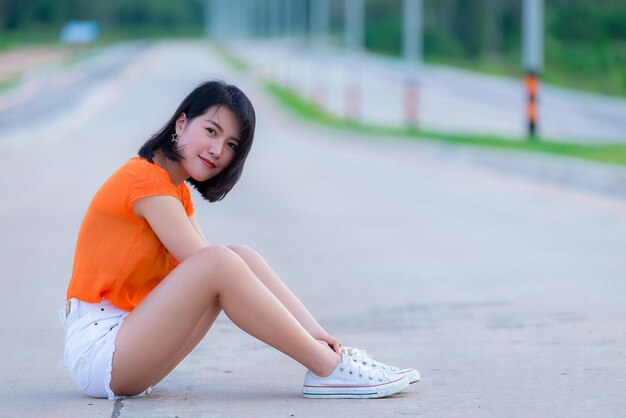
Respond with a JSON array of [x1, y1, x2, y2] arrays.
[[171, 133, 180, 143]]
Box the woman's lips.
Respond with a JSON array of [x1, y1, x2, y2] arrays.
[[199, 155, 216, 169]]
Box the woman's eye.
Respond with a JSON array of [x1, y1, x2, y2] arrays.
[[228, 143, 239, 151], [206, 128, 215, 135]]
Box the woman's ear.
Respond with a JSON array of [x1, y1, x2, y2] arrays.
[[175, 113, 187, 135]]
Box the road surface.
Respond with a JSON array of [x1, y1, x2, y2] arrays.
[[1, 40, 625, 418]]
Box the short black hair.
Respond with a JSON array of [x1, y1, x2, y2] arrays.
[[138, 80, 256, 202]]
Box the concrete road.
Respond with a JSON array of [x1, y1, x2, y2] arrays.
[[1, 40, 626, 418], [0, 42, 151, 136], [232, 39, 626, 143]]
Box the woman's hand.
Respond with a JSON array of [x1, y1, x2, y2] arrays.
[[309, 330, 342, 355]]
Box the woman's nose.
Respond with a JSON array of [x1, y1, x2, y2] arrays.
[[209, 140, 223, 158]]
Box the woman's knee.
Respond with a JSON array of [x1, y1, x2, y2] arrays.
[[227, 245, 268, 268], [227, 244, 256, 258], [192, 245, 244, 274]]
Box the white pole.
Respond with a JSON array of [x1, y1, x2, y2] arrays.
[[345, 0, 364, 53], [522, 0, 543, 139], [204, 0, 213, 39], [270, 0, 280, 38], [308, 0, 330, 108], [318, 0, 330, 45], [403, 0, 422, 64], [403, 0, 422, 128], [523, 0, 543, 73], [344, 0, 364, 120], [283, 0, 293, 88], [219, 0, 230, 40], [284, 0, 292, 38]]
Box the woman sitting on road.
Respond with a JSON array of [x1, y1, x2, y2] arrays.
[[59, 80, 419, 400]]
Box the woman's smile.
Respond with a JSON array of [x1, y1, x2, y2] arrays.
[[198, 155, 216, 169]]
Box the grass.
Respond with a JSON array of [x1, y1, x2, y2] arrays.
[[369, 32, 626, 99], [543, 38, 626, 98], [384, 50, 626, 99], [0, 26, 194, 93], [0, 26, 203, 51], [211, 38, 626, 167], [264, 82, 626, 167], [96, 26, 202, 44], [0, 77, 21, 94], [3, 33, 624, 167], [0, 28, 61, 51], [213, 45, 250, 72], [0, 41, 102, 94]]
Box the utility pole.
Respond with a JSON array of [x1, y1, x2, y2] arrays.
[[403, 0, 423, 129], [310, 0, 330, 45], [309, 0, 330, 107], [284, 0, 293, 38], [294, 0, 307, 39], [270, 0, 280, 38], [344, 0, 364, 121], [257, 0, 268, 37], [204, 0, 213, 39], [522, 0, 543, 139]]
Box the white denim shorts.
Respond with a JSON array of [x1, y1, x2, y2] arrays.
[[59, 298, 131, 400]]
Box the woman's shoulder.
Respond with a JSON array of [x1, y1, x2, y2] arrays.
[[125, 156, 159, 172], [91, 157, 193, 216], [118, 157, 171, 184], [97, 157, 174, 198]]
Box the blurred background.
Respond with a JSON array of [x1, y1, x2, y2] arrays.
[[1, 0, 626, 151], [2, 2, 626, 416], [0, 0, 626, 96], [1, 0, 625, 96]]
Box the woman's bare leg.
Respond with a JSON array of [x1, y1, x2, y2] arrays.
[[150, 303, 222, 386], [227, 245, 326, 334], [154, 244, 335, 385], [110, 246, 340, 396]]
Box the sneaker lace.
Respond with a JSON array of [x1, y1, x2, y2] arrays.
[[338, 354, 390, 382], [344, 347, 401, 374]]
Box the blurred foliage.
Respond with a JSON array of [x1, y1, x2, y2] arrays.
[[0, 0, 203, 46], [363, 0, 626, 58], [362, 0, 626, 96], [0, 0, 625, 96]]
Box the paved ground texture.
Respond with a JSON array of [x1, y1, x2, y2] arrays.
[[1, 40, 626, 418], [0, 46, 71, 83]]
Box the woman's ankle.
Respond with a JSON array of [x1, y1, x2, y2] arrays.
[[310, 351, 341, 377]]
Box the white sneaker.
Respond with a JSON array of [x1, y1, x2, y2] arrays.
[[343, 347, 421, 384], [302, 354, 409, 399]]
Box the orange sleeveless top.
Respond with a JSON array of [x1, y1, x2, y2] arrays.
[[67, 157, 195, 311]]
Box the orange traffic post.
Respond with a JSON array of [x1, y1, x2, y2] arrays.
[[525, 71, 539, 139]]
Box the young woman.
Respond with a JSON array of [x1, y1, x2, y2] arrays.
[[59, 80, 419, 400]]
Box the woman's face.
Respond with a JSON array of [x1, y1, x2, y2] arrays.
[[175, 105, 241, 182]]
